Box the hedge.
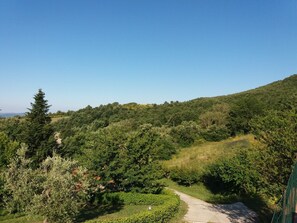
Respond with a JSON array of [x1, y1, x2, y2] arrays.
[[86, 192, 180, 223]]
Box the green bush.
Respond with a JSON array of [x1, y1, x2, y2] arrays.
[[0, 175, 4, 207], [204, 149, 263, 196], [170, 121, 200, 147], [170, 167, 201, 186], [200, 125, 230, 142], [4, 147, 90, 223], [86, 192, 180, 223]]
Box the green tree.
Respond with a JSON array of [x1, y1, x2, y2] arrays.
[[4, 145, 37, 213], [122, 124, 165, 193], [228, 96, 264, 135], [199, 103, 231, 141], [170, 121, 201, 147], [30, 154, 90, 223], [4, 146, 90, 223], [24, 89, 56, 164], [199, 103, 230, 129], [78, 124, 164, 194], [205, 149, 263, 195], [0, 131, 19, 168], [251, 109, 297, 196]]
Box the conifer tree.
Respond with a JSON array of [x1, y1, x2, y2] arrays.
[[24, 89, 56, 164]]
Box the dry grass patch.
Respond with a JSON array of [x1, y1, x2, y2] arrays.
[[162, 135, 257, 175]]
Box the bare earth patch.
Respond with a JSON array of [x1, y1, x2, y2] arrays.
[[174, 190, 258, 223]]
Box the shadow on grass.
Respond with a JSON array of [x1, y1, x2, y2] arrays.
[[241, 195, 274, 223], [76, 194, 124, 223], [166, 177, 273, 223], [203, 180, 273, 223]]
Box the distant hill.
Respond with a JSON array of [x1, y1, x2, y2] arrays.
[[54, 74, 297, 134], [0, 113, 25, 118], [200, 74, 297, 107]]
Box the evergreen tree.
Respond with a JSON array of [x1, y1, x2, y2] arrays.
[[24, 89, 56, 164]]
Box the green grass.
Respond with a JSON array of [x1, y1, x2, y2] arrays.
[[162, 135, 256, 175], [89, 205, 149, 221], [164, 179, 273, 222], [51, 116, 69, 123], [163, 178, 238, 204], [0, 214, 42, 223], [168, 199, 188, 223], [0, 205, 152, 223], [162, 135, 257, 204], [0, 205, 155, 223]]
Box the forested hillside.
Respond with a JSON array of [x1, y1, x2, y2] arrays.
[[0, 74, 297, 222], [54, 74, 297, 136]]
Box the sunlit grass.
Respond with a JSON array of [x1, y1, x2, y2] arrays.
[[162, 134, 256, 175], [168, 199, 188, 223], [163, 179, 239, 204], [0, 212, 42, 223], [85, 205, 151, 221], [51, 116, 69, 123]]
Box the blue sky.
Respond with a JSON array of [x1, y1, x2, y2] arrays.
[[0, 0, 296, 112]]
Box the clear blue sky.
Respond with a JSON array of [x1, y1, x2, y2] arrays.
[[0, 0, 296, 112]]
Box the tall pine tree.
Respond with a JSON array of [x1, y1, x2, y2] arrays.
[[24, 89, 56, 164]]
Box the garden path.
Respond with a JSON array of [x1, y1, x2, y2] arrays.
[[174, 190, 258, 223]]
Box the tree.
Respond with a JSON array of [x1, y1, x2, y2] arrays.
[[30, 154, 90, 223], [227, 96, 264, 135], [4, 146, 90, 223], [78, 124, 164, 194], [0, 132, 19, 168], [4, 145, 37, 213], [199, 103, 231, 141], [251, 109, 297, 196], [122, 124, 165, 193], [170, 121, 201, 147], [24, 89, 56, 164]]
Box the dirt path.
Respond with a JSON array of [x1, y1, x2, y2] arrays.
[[174, 190, 258, 223]]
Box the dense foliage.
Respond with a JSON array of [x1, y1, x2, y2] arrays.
[[0, 132, 19, 168], [1, 75, 297, 222], [4, 146, 90, 223], [76, 124, 167, 194], [204, 104, 297, 202], [23, 89, 57, 165], [86, 192, 180, 223]]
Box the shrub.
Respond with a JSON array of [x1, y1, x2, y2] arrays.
[[169, 167, 201, 186], [170, 121, 201, 147], [200, 125, 230, 142], [4, 147, 90, 223], [204, 149, 263, 196], [4, 145, 37, 213], [0, 175, 4, 207], [86, 192, 180, 223]]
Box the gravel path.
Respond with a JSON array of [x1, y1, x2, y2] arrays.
[[174, 190, 258, 223]]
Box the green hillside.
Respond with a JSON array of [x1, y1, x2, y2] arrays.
[[1, 74, 297, 223], [53, 74, 297, 134]]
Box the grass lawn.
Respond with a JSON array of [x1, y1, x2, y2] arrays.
[[165, 179, 273, 223], [162, 135, 273, 222], [0, 213, 42, 223], [163, 178, 238, 204], [0, 205, 156, 223], [87, 205, 149, 221], [162, 134, 256, 176], [0, 205, 153, 223], [162, 135, 257, 204], [168, 199, 188, 223]]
